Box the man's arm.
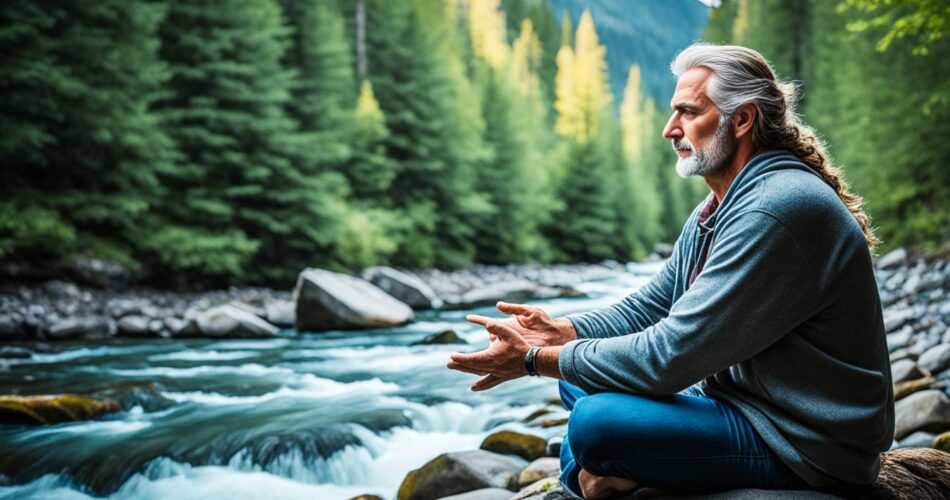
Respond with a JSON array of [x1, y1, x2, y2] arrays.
[[559, 211, 820, 395]]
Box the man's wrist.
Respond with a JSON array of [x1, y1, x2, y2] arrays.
[[535, 346, 563, 380], [524, 346, 542, 376]]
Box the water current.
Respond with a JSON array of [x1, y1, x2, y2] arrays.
[[0, 266, 657, 499]]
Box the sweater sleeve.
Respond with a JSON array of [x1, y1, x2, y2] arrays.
[[565, 235, 682, 339], [558, 210, 820, 395]]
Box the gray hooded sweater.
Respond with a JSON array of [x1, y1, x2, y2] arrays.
[[559, 150, 895, 487]]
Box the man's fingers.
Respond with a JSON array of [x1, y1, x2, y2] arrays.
[[446, 360, 489, 376], [465, 314, 495, 327], [471, 374, 506, 391], [451, 350, 491, 366], [496, 301, 537, 316], [484, 320, 521, 341]]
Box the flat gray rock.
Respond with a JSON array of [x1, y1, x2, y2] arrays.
[[440, 488, 515, 500], [362, 266, 441, 309], [894, 389, 950, 440], [890, 359, 927, 384], [294, 268, 414, 331], [264, 300, 295, 327], [918, 344, 950, 375]]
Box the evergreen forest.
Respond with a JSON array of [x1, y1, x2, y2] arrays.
[[0, 0, 946, 288]]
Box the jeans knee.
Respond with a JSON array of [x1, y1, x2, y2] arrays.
[[567, 395, 614, 471]]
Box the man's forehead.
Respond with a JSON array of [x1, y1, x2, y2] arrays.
[[670, 67, 713, 109]]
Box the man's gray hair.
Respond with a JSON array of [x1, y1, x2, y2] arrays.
[[668, 43, 880, 251]]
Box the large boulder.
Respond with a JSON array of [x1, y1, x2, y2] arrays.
[[397, 450, 527, 500], [894, 390, 950, 440], [195, 304, 278, 338], [480, 430, 548, 461], [294, 268, 414, 331], [361, 266, 441, 310], [0, 394, 119, 425]]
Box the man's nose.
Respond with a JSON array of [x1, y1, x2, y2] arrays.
[[663, 114, 682, 140]]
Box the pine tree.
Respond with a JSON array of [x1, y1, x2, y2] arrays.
[[0, 0, 174, 269]]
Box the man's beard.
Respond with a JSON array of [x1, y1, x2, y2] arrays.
[[672, 115, 736, 178]]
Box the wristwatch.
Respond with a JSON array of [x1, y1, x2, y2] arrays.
[[524, 346, 542, 377]]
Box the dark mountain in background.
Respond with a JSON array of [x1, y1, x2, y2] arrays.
[[546, 0, 709, 106]]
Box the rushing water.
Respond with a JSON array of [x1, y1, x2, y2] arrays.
[[0, 268, 657, 500]]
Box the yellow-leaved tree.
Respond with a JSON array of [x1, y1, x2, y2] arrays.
[[554, 10, 611, 143]]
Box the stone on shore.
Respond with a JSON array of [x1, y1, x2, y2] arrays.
[[362, 266, 441, 310], [917, 344, 950, 375], [412, 329, 466, 345], [264, 300, 295, 327], [45, 316, 111, 340], [195, 304, 278, 338], [116, 315, 151, 337], [512, 477, 568, 500], [518, 458, 561, 488], [894, 390, 950, 440], [397, 450, 527, 500], [0, 394, 119, 425], [447, 280, 541, 309], [894, 376, 937, 401], [439, 488, 514, 500], [934, 431, 950, 453], [480, 430, 548, 461], [294, 268, 414, 331], [890, 359, 928, 384], [877, 248, 908, 270]]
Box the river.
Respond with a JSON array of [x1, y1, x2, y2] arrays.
[[0, 268, 656, 499]]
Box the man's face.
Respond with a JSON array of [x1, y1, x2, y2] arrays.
[[663, 67, 736, 178]]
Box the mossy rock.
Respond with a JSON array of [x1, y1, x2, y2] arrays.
[[0, 394, 119, 425], [934, 431, 950, 453], [480, 430, 547, 461], [539, 418, 568, 429], [397, 450, 527, 500], [348, 495, 383, 500], [412, 329, 466, 345]]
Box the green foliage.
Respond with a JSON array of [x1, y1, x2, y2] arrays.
[[841, 0, 950, 55]]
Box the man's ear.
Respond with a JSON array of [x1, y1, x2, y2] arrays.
[[733, 103, 757, 140]]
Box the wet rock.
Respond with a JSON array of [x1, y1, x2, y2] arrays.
[[918, 344, 950, 375], [891, 359, 928, 384], [448, 280, 541, 309], [888, 347, 918, 364], [116, 315, 151, 337], [539, 418, 568, 429], [397, 450, 527, 500], [348, 495, 384, 500], [518, 458, 561, 488], [43, 280, 80, 300], [895, 431, 938, 449], [165, 317, 198, 337], [522, 407, 554, 423], [264, 300, 295, 328], [440, 488, 514, 500], [362, 266, 441, 310], [886, 326, 914, 352], [0, 394, 119, 425], [546, 436, 562, 458], [413, 329, 465, 346], [0, 314, 24, 338], [877, 248, 908, 269], [894, 376, 937, 401], [480, 430, 547, 461], [44, 316, 111, 340], [894, 390, 950, 440], [195, 304, 278, 338], [294, 268, 414, 331], [92, 381, 173, 412]]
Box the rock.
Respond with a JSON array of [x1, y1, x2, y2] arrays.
[[918, 344, 950, 375], [894, 376, 937, 401], [902, 273, 922, 296], [884, 307, 916, 333], [362, 266, 442, 310], [0, 315, 24, 338], [546, 436, 562, 458], [43, 280, 81, 300], [863, 448, 950, 499], [67, 257, 130, 289], [294, 268, 414, 331], [439, 488, 514, 500], [397, 450, 527, 500], [480, 431, 548, 461], [448, 280, 540, 309], [165, 317, 199, 337], [264, 300, 295, 327], [891, 359, 928, 384], [116, 315, 152, 337], [539, 418, 568, 429], [348, 496, 384, 500], [896, 431, 938, 449], [512, 477, 569, 500], [0, 394, 119, 425], [0, 346, 32, 359], [934, 431, 950, 453], [518, 458, 561, 488], [877, 248, 908, 269], [522, 407, 554, 423], [195, 305, 278, 338], [888, 347, 918, 364], [412, 329, 466, 346], [44, 316, 111, 340], [886, 326, 914, 352], [894, 390, 950, 440]]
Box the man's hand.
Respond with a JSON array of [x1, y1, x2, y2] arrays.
[[467, 301, 577, 347], [447, 316, 532, 391]]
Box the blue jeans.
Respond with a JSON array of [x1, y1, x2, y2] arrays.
[[559, 381, 807, 496]]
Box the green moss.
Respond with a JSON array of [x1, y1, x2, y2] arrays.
[[933, 432, 950, 453], [0, 394, 119, 425]]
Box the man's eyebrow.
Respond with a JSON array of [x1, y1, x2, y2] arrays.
[[672, 102, 702, 112]]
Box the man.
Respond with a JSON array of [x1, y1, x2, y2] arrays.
[[447, 44, 894, 499]]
